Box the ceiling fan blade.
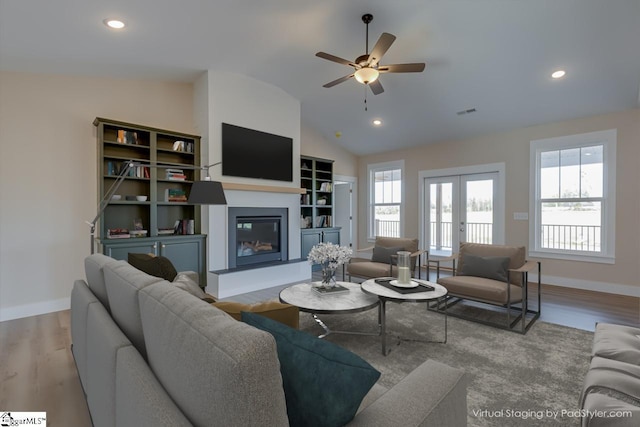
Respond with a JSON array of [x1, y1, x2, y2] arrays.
[[369, 79, 384, 95], [323, 74, 354, 88], [378, 63, 426, 73], [316, 52, 358, 68], [367, 32, 396, 67]]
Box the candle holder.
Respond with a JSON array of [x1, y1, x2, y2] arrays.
[[396, 251, 412, 284]]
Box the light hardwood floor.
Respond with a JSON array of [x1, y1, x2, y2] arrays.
[[1, 278, 638, 426]]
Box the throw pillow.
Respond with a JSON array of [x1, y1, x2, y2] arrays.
[[128, 253, 178, 282], [172, 272, 206, 299], [371, 246, 404, 264], [213, 300, 300, 329], [241, 311, 380, 427], [459, 253, 510, 282]]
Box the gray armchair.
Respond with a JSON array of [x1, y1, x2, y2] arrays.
[[346, 237, 427, 281], [433, 242, 541, 334]]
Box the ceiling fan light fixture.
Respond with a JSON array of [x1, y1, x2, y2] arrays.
[[354, 67, 379, 84]]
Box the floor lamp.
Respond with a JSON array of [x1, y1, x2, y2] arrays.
[[87, 160, 227, 254]]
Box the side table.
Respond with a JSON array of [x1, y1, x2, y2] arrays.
[[361, 278, 448, 355]]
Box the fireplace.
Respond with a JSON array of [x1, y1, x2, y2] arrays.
[[228, 207, 288, 269]]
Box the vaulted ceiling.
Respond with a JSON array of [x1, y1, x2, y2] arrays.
[[1, 0, 639, 155]]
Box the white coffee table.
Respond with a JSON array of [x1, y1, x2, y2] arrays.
[[361, 278, 448, 355], [279, 282, 380, 338]]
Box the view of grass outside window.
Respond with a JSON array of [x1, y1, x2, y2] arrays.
[[539, 145, 603, 252], [372, 168, 401, 237]]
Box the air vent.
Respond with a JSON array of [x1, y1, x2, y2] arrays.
[[457, 108, 477, 116]]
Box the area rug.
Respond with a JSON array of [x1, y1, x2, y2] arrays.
[[298, 302, 593, 426]]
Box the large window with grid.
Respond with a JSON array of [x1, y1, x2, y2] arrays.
[[368, 161, 404, 239], [530, 129, 616, 263]]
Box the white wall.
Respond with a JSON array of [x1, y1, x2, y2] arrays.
[[194, 71, 302, 271], [0, 71, 195, 321]]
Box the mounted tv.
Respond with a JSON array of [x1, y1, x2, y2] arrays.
[[221, 123, 293, 182]]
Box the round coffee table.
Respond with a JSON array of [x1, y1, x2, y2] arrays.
[[279, 282, 380, 338], [361, 278, 448, 355]]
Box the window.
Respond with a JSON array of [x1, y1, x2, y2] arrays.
[[530, 129, 616, 263], [368, 161, 404, 239]]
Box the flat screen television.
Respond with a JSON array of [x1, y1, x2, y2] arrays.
[[221, 123, 293, 182]]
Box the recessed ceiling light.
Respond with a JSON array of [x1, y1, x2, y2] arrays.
[[551, 70, 566, 79], [372, 119, 382, 126], [104, 19, 126, 29]]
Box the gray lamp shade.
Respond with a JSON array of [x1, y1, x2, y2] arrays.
[[188, 180, 227, 205]]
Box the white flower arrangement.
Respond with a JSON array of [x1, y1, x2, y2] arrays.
[[307, 242, 353, 270]]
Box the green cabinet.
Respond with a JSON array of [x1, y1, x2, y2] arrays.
[[159, 236, 205, 276], [102, 235, 206, 284], [94, 118, 207, 285], [301, 227, 341, 269]]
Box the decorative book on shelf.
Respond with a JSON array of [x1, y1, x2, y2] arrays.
[[173, 219, 195, 235], [165, 188, 187, 202], [107, 228, 130, 239], [165, 168, 187, 181], [311, 283, 349, 296]]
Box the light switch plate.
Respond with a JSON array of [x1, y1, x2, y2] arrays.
[[513, 212, 529, 220]]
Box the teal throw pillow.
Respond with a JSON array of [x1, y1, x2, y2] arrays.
[[459, 253, 510, 282], [241, 311, 381, 427]]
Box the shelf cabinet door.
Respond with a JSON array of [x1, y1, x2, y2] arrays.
[[321, 229, 340, 245], [103, 240, 158, 260], [301, 230, 322, 260], [158, 235, 207, 286]]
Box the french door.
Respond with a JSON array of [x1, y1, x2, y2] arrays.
[[425, 172, 499, 256]]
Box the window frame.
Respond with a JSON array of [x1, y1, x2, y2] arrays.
[[529, 129, 616, 263], [367, 160, 405, 241]]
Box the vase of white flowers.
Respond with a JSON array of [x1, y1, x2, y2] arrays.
[[307, 242, 353, 289]]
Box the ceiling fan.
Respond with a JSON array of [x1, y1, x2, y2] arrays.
[[316, 13, 426, 95]]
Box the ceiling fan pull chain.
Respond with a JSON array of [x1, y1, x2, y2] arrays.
[[364, 86, 368, 111]]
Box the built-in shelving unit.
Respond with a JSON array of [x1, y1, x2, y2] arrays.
[[300, 155, 340, 261], [94, 118, 206, 284]]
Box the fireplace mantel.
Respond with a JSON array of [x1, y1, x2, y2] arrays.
[[222, 182, 305, 194]]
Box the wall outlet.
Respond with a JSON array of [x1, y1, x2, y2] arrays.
[[513, 212, 529, 220]]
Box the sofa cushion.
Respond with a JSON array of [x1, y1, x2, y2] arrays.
[[347, 260, 394, 279], [459, 253, 510, 282], [348, 360, 468, 427], [371, 246, 404, 264], [84, 253, 117, 311], [86, 302, 133, 427], [438, 275, 523, 305], [103, 261, 164, 359], [458, 243, 526, 285], [213, 300, 300, 329], [138, 282, 289, 427], [70, 279, 99, 390], [116, 346, 191, 427], [172, 272, 206, 299], [592, 323, 640, 365], [242, 311, 381, 427], [128, 253, 178, 282]]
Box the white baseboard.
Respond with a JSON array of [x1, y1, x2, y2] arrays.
[[529, 273, 640, 297], [0, 297, 70, 322]]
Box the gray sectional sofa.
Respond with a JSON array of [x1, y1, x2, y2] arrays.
[[71, 254, 468, 426], [580, 323, 640, 427]]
